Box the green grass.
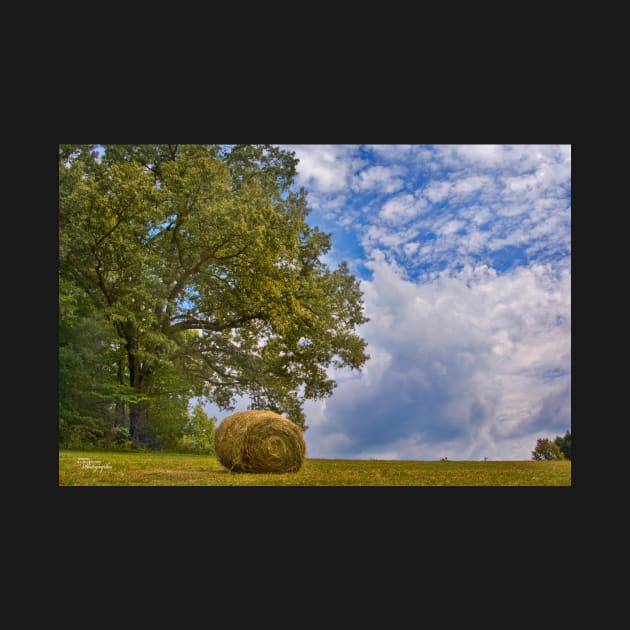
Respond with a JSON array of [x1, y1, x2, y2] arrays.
[[59, 450, 571, 486]]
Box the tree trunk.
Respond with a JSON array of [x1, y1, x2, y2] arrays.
[[115, 356, 127, 426], [127, 340, 147, 443], [127, 344, 154, 445], [129, 400, 150, 443]]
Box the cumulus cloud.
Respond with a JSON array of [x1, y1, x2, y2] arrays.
[[303, 254, 571, 461]]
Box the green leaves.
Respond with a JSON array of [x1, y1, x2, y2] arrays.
[[553, 430, 571, 460], [531, 438, 564, 461]]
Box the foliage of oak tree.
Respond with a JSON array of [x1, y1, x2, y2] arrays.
[[59, 144, 369, 447]]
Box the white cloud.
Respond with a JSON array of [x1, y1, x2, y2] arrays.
[[285, 145, 365, 193], [449, 144, 506, 166], [353, 165, 405, 194], [303, 255, 571, 460], [466, 206, 492, 225], [450, 175, 493, 198], [439, 219, 464, 236], [504, 173, 539, 194], [424, 180, 451, 203], [364, 144, 418, 161], [421, 175, 493, 205], [286, 144, 570, 278], [403, 242, 420, 257], [305, 191, 349, 219], [379, 193, 427, 224], [362, 225, 420, 250]]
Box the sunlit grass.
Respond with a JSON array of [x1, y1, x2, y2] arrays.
[[59, 450, 571, 486]]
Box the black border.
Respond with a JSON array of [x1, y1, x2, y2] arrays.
[[50, 94, 573, 556]]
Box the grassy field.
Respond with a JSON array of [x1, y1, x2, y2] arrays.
[[59, 450, 571, 486]]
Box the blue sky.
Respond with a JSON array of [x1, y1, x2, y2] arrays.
[[205, 144, 571, 461]]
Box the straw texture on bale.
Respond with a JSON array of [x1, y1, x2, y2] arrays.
[[214, 410, 306, 473]]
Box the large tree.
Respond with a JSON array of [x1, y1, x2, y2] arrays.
[[59, 144, 369, 444]]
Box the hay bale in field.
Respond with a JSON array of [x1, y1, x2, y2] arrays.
[[214, 410, 306, 473]]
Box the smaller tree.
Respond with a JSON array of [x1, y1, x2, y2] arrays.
[[532, 438, 564, 461], [554, 430, 571, 460], [179, 405, 216, 454]]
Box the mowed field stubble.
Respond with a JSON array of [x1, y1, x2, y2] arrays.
[[59, 450, 571, 486]]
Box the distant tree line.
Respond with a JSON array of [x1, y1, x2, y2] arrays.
[[531, 430, 571, 461]]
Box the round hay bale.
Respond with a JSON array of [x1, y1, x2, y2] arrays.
[[215, 410, 306, 473]]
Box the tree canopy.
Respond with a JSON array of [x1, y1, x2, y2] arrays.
[[554, 430, 571, 460], [531, 438, 564, 461], [59, 144, 369, 448], [531, 430, 571, 461]]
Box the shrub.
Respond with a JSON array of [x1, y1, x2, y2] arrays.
[[59, 415, 105, 449], [178, 405, 216, 454]]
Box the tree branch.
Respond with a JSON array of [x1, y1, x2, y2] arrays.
[[94, 216, 124, 250], [169, 312, 265, 334], [92, 256, 113, 307], [166, 239, 246, 301]]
